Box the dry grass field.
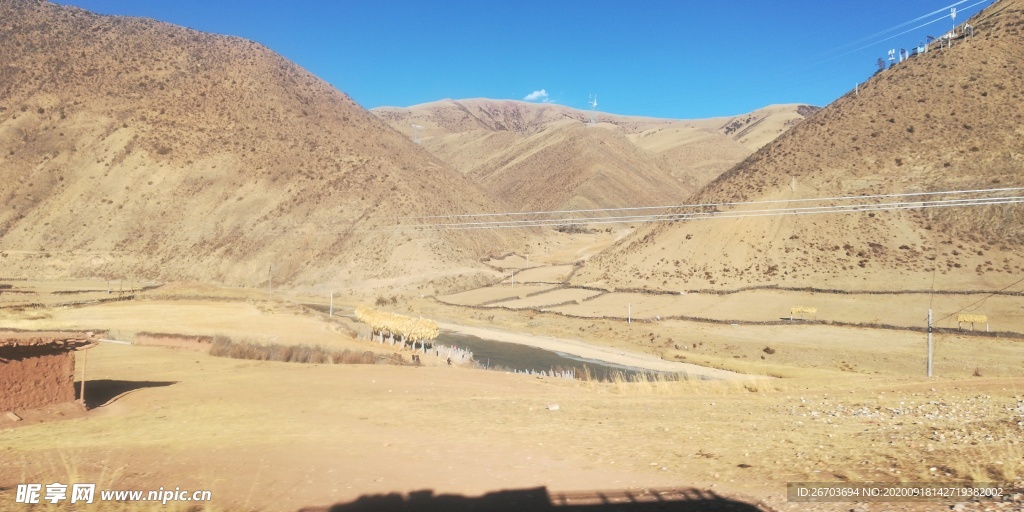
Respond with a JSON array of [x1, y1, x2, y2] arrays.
[[1, 288, 1022, 512], [491, 288, 603, 309], [436, 284, 558, 307], [542, 289, 1023, 332], [506, 265, 576, 283], [0, 299, 371, 353]]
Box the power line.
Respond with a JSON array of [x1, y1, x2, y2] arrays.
[[417, 196, 1022, 229], [11, 188, 1016, 243], [833, 0, 991, 59], [822, 0, 969, 57], [420, 196, 1024, 231], [401, 186, 1024, 221], [393, 187, 1024, 230], [934, 275, 1024, 326], [617, 0, 996, 117]]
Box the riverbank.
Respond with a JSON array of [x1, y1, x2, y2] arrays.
[[435, 321, 754, 380]]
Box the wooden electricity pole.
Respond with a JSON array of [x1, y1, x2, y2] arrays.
[[927, 309, 933, 377], [79, 348, 88, 406]]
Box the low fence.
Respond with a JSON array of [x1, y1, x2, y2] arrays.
[[503, 367, 577, 379]]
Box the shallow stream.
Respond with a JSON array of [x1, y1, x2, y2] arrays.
[[435, 331, 689, 381]]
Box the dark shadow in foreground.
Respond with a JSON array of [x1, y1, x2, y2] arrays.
[[303, 487, 767, 512], [75, 379, 176, 409]]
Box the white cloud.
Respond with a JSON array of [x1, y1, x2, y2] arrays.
[[523, 89, 549, 102]]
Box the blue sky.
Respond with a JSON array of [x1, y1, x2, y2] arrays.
[[55, 0, 995, 119]]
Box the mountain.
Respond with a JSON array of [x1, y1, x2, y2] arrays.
[[373, 99, 816, 213], [572, 0, 1024, 292], [0, 0, 515, 291]]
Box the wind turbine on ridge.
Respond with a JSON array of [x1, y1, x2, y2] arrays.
[[588, 94, 598, 126]]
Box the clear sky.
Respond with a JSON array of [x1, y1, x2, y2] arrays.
[[54, 0, 995, 119]]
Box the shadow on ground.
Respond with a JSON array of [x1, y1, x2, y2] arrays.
[[302, 487, 767, 511], [75, 379, 176, 408]]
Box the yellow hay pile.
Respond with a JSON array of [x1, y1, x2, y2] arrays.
[[790, 306, 817, 316], [354, 307, 439, 346], [956, 313, 987, 324]]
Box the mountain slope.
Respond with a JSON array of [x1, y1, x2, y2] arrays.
[[373, 99, 816, 213], [573, 1, 1024, 292], [0, 0, 515, 290]]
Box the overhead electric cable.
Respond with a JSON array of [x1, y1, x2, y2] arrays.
[[399, 186, 1024, 221], [392, 189, 1024, 231]]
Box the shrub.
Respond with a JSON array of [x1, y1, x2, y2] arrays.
[[209, 335, 396, 366]]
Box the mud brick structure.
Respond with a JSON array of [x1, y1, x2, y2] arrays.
[[0, 332, 96, 412]]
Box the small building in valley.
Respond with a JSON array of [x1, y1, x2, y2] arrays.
[[0, 332, 96, 412]]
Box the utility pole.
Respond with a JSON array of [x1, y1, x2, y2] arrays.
[[511, 269, 515, 289], [268, 264, 273, 301], [628, 303, 632, 324], [329, 291, 334, 318], [927, 309, 933, 377]]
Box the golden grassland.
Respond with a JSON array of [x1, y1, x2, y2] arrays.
[[1, 280, 1022, 512]]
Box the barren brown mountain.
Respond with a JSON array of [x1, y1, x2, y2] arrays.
[[573, 1, 1024, 292], [373, 99, 816, 212], [0, 0, 516, 292]]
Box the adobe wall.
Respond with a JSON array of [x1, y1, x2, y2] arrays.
[[0, 350, 76, 411]]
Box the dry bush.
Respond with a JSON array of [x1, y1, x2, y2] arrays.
[[583, 369, 780, 395], [0, 452, 210, 512], [209, 335, 393, 366], [948, 429, 1023, 482], [331, 350, 377, 364]]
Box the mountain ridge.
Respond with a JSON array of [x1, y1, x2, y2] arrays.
[[0, 0, 515, 292], [373, 99, 818, 213], [571, 0, 1024, 293]]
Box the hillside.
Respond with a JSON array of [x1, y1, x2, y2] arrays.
[[573, 0, 1024, 292], [373, 99, 816, 212], [0, 0, 516, 292]]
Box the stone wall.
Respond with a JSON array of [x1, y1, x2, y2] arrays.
[[0, 350, 76, 411]]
